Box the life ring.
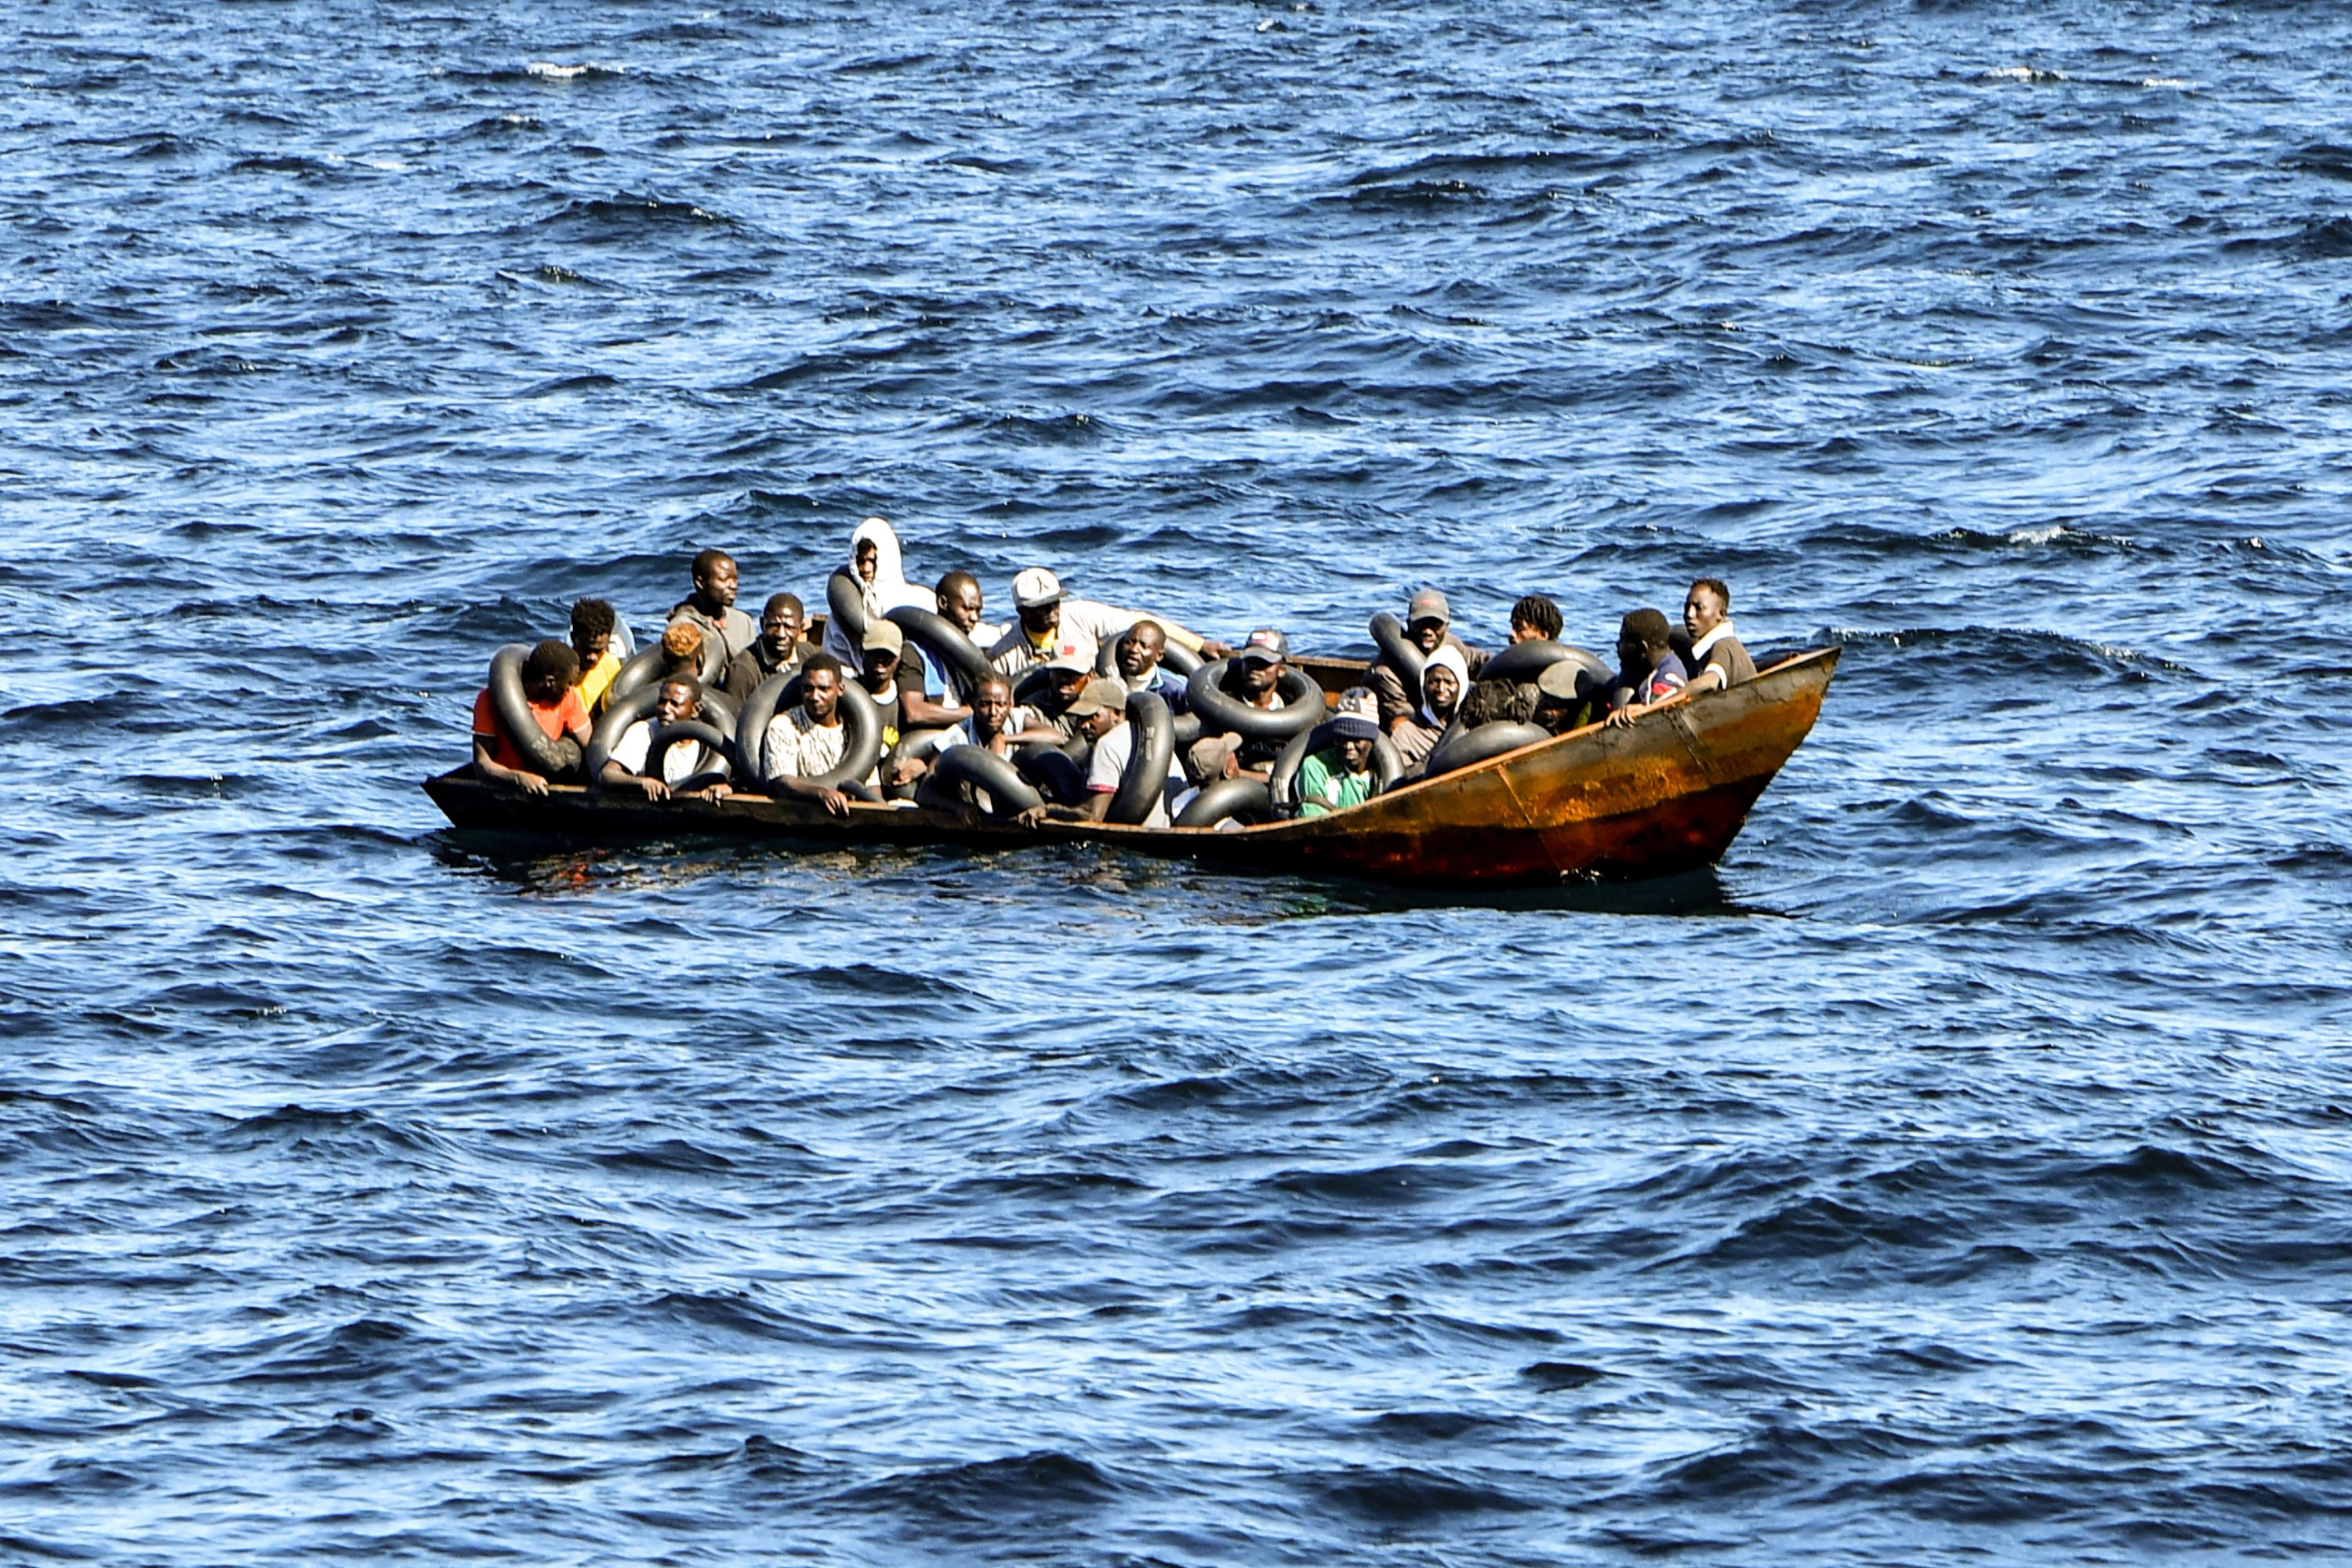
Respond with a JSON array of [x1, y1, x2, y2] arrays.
[[1173, 775, 1278, 829], [1370, 612, 1425, 710], [1424, 720, 1550, 779], [734, 673, 882, 793], [1183, 659, 1324, 742], [1479, 639, 1611, 687], [886, 604, 991, 699], [1266, 721, 1405, 812], [1105, 690, 1174, 825], [1012, 742, 1086, 804], [608, 626, 727, 701], [917, 745, 1044, 818], [488, 643, 583, 779], [1011, 664, 1058, 708], [826, 568, 868, 648], [1094, 629, 1203, 680], [584, 685, 659, 786], [646, 718, 735, 794]]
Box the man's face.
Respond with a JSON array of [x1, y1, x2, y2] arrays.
[[1407, 617, 1446, 655], [1239, 657, 1280, 697], [860, 649, 898, 691], [1020, 602, 1060, 641], [655, 681, 698, 724], [1684, 586, 1726, 641], [1045, 667, 1087, 710], [855, 541, 878, 585], [1423, 664, 1460, 714], [1508, 619, 1541, 645], [762, 604, 802, 652], [1116, 626, 1163, 681], [1338, 735, 1375, 771], [697, 559, 739, 609], [804, 668, 840, 723], [972, 682, 1012, 737], [1080, 705, 1122, 741], [572, 629, 611, 665], [940, 579, 984, 633], [1617, 630, 1644, 670]]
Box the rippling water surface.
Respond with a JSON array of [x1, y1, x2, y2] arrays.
[[7, 2, 2352, 1561]]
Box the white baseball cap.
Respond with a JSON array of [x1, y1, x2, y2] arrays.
[[1011, 567, 1065, 609]]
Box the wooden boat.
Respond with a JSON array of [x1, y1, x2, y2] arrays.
[[424, 644, 1837, 889]]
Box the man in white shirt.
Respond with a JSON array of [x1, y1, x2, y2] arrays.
[[985, 567, 1229, 677], [757, 653, 866, 816], [601, 677, 730, 802], [1024, 676, 1192, 828]]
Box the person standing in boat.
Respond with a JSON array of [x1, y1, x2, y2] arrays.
[[758, 652, 865, 816], [1600, 609, 1690, 727], [667, 549, 757, 668], [1677, 577, 1756, 695], [1369, 588, 1488, 735], [1184, 628, 1294, 785], [822, 517, 935, 666], [1295, 689, 1384, 818], [985, 567, 1228, 677], [723, 592, 818, 702], [601, 677, 731, 803], [570, 598, 622, 715], [1390, 643, 1468, 775], [470, 640, 592, 797]]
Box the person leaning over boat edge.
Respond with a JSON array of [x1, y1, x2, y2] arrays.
[[758, 652, 863, 818], [1296, 688, 1383, 818], [1677, 577, 1755, 696], [471, 639, 591, 797], [601, 676, 730, 803], [1600, 608, 1690, 728], [1368, 587, 1488, 735], [571, 597, 622, 715], [985, 567, 1231, 677], [723, 592, 818, 702], [668, 548, 757, 667]]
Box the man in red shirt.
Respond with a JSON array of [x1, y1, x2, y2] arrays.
[[471, 641, 593, 796]]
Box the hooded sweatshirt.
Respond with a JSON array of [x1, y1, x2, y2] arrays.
[[822, 517, 935, 664]]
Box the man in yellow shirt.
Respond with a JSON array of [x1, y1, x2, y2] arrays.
[[570, 597, 622, 714]]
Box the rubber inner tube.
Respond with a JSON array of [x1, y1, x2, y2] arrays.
[[488, 643, 583, 779], [826, 568, 869, 648], [609, 627, 726, 702], [1184, 659, 1325, 742], [1095, 630, 1204, 680], [1011, 665, 1058, 709], [733, 671, 797, 779], [584, 685, 660, 787], [1267, 721, 1405, 811], [1170, 710, 1203, 750], [1105, 690, 1174, 825], [886, 604, 991, 699], [647, 717, 735, 794], [1173, 775, 1277, 829], [1370, 612, 1425, 711], [735, 674, 882, 793], [1013, 742, 1086, 804], [1424, 720, 1550, 779], [1479, 639, 1612, 687], [918, 745, 1044, 818]]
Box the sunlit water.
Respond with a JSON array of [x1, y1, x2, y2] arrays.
[[5, 2, 2351, 1562]]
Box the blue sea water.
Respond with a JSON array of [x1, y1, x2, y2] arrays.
[[5, 2, 2351, 1562]]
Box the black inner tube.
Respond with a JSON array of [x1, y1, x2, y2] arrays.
[[1173, 775, 1278, 829], [1370, 612, 1425, 711], [646, 717, 735, 793], [886, 604, 991, 699], [1095, 629, 1205, 681], [585, 685, 660, 786], [1424, 719, 1550, 779], [736, 674, 883, 793], [826, 568, 869, 648], [1184, 659, 1325, 742], [1267, 721, 1405, 812], [1011, 665, 1058, 709], [918, 744, 1045, 818], [1105, 690, 1174, 825], [487, 643, 583, 779], [1479, 638, 1611, 687], [609, 626, 727, 701]]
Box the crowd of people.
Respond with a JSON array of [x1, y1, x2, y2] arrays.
[[469, 517, 1759, 826]]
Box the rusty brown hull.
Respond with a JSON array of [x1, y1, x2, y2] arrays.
[[423, 647, 1838, 889]]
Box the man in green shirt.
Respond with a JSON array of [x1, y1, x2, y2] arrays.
[[1297, 688, 1382, 818]]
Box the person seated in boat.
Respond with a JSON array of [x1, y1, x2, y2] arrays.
[[722, 592, 818, 701], [1508, 593, 1563, 644], [1600, 608, 1690, 727], [822, 517, 935, 664], [1026, 651, 1096, 741], [1184, 628, 1294, 785], [570, 597, 622, 715], [656, 621, 706, 682], [892, 670, 1065, 796], [1677, 576, 1757, 695], [1018, 675, 1192, 828], [856, 619, 964, 788], [667, 548, 757, 667], [1112, 619, 1189, 713], [600, 676, 731, 803], [1390, 644, 1468, 774], [1369, 587, 1487, 734], [1458, 675, 1540, 728], [758, 652, 869, 817], [1296, 688, 1383, 819], [935, 569, 1003, 646], [1533, 661, 1595, 734], [471, 639, 592, 797], [985, 567, 1229, 677]]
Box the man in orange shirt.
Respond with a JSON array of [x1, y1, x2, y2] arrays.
[[471, 640, 593, 796]]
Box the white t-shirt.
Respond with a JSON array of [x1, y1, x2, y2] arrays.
[[1085, 720, 1187, 828], [612, 719, 713, 786], [920, 706, 1045, 757], [985, 598, 1158, 676]]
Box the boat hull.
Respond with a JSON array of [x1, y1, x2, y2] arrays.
[[423, 648, 1838, 888]]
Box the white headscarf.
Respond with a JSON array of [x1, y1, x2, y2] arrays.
[[1421, 644, 1468, 727], [823, 516, 934, 662]]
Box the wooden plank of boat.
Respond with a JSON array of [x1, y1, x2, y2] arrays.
[[423, 646, 1838, 888]]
